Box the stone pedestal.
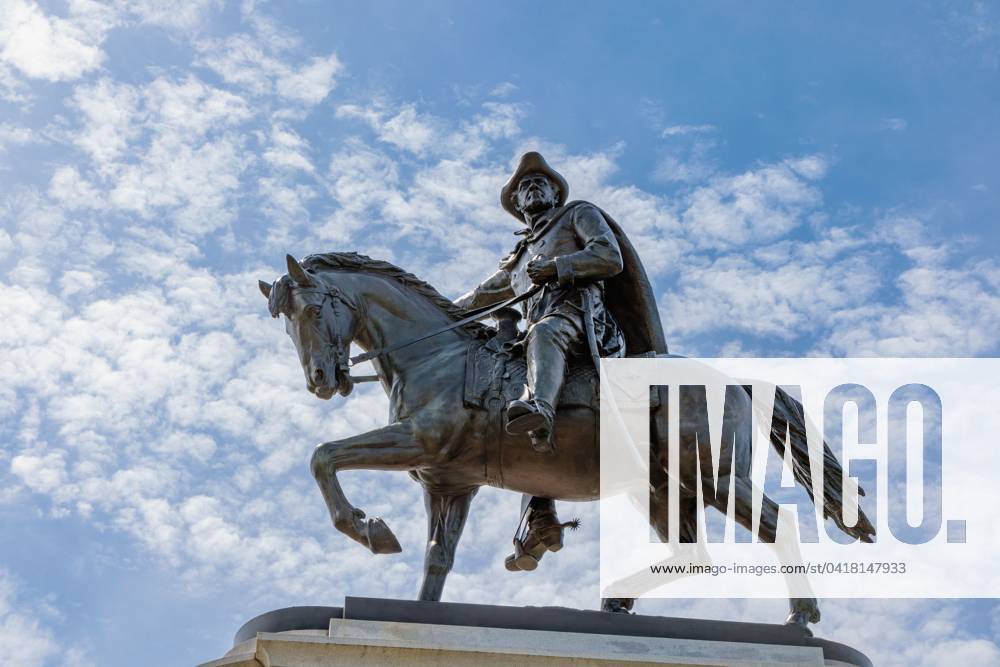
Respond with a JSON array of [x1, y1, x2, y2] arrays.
[[199, 597, 871, 667]]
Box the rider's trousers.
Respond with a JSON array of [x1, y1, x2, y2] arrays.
[[523, 314, 583, 426]]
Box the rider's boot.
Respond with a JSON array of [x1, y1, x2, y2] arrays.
[[505, 501, 577, 571], [505, 321, 568, 453]]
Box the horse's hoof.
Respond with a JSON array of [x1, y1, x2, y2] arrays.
[[366, 518, 402, 554], [785, 598, 820, 630], [783, 612, 815, 635], [601, 598, 634, 614]]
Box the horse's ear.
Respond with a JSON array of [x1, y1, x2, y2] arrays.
[[258, 280, 272, 299], [286, 254, 314, 286]]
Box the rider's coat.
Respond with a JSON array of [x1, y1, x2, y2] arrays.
[[460, 201, 625, 357], [503, 202, 625, 357]]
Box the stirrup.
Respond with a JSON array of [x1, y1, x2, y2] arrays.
[[506, 399, 548, 435], [506, 411, 547, 435]]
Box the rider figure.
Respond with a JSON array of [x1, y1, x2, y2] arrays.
[[457, 152, 670, 573], [456, 152, 627, 451]]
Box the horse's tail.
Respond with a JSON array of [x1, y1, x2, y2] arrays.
[[766, 385, 876, 543]]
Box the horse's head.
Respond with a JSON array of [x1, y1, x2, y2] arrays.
[[259, 255, 360, 399]]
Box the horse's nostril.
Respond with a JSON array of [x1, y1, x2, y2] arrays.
[[313, 368, 325, 383]]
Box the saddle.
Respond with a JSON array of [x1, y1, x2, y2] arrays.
[[462, 337, 598, 412], [461, 310, 662, 488], [462, 307, 664, 414]]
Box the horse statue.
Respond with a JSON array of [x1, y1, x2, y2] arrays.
[[258, 252, 875, 629]]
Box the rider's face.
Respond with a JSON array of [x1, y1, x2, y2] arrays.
[[514, 173, 558, 216]]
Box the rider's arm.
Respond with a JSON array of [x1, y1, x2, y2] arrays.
[[454, 269, 514, 310], [554, 204, 624, 287]]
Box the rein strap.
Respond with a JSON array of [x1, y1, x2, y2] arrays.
[[349, 285, 542, 366]]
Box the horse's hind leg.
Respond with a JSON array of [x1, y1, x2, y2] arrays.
[[310, 421, 425, 555], [720, 476, 820, 630], [418, 487, 477, 601], [602, 469, 702, 614]]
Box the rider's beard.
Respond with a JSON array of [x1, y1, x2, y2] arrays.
[[520, 190, 555, 218]]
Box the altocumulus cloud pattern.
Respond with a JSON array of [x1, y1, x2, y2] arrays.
[[0, 1, 998, 665]]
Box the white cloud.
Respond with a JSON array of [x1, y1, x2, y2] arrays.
[[0, 122, 33, 150], [653, 143, 716, 184], [663, 249, 882, 345], [195, 33, 280, 96], [879, 117, 909, 132], [11, 452, 67, 495], [68, 74, 253, 234], [475, 102, 523, 140], [127, 0, 221, 31], [108, 131, 247, 234], [275, 54, 341, 105], [681, 155, 827, 248], [0, 63, 29, 101], [48, 35, 342, 244], [917, 639, 1000, 665], [945, 0, 1000, 69], [256, 176, 316, 236], [0, 181, 402, 593], [195, 34, 341, 107], [662, 123, 715, 136], [0, 229, 13, 260], [823, 259, 1000, 355], [0, 0, 115, 82], [263, 123, 315, 173], [816, 599, 1000, 667], [48, 166, 104, 208], [335, 100, 524, 161], [70, 77, 141, 170], [143, 75, 251, 135], [337, 103, 439, 156], [0, 567, 84, 667], [488, 81, 518, 97]]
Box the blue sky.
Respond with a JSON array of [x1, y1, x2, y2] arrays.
[[0, 1, 998, 665]]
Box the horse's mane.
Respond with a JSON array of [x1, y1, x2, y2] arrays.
[[291, 251, 490, 338]]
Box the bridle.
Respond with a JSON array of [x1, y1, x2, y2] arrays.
[[294, 285, 378, 384]]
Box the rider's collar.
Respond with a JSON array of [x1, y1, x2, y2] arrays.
[[514, 206, 562, 241]]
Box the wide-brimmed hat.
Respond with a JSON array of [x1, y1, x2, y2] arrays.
[[500, 151, 569, 222]]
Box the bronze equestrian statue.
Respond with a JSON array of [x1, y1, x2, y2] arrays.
[[258, 152, 874, 629]]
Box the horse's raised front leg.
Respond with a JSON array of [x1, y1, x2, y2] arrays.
[[310, 421, 424, 555], [418, 487, 477, 601]]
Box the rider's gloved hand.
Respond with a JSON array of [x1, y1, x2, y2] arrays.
[[526, 256, 557, 285]]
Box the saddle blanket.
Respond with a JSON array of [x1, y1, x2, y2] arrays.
[[462, 341, 597, 411]]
